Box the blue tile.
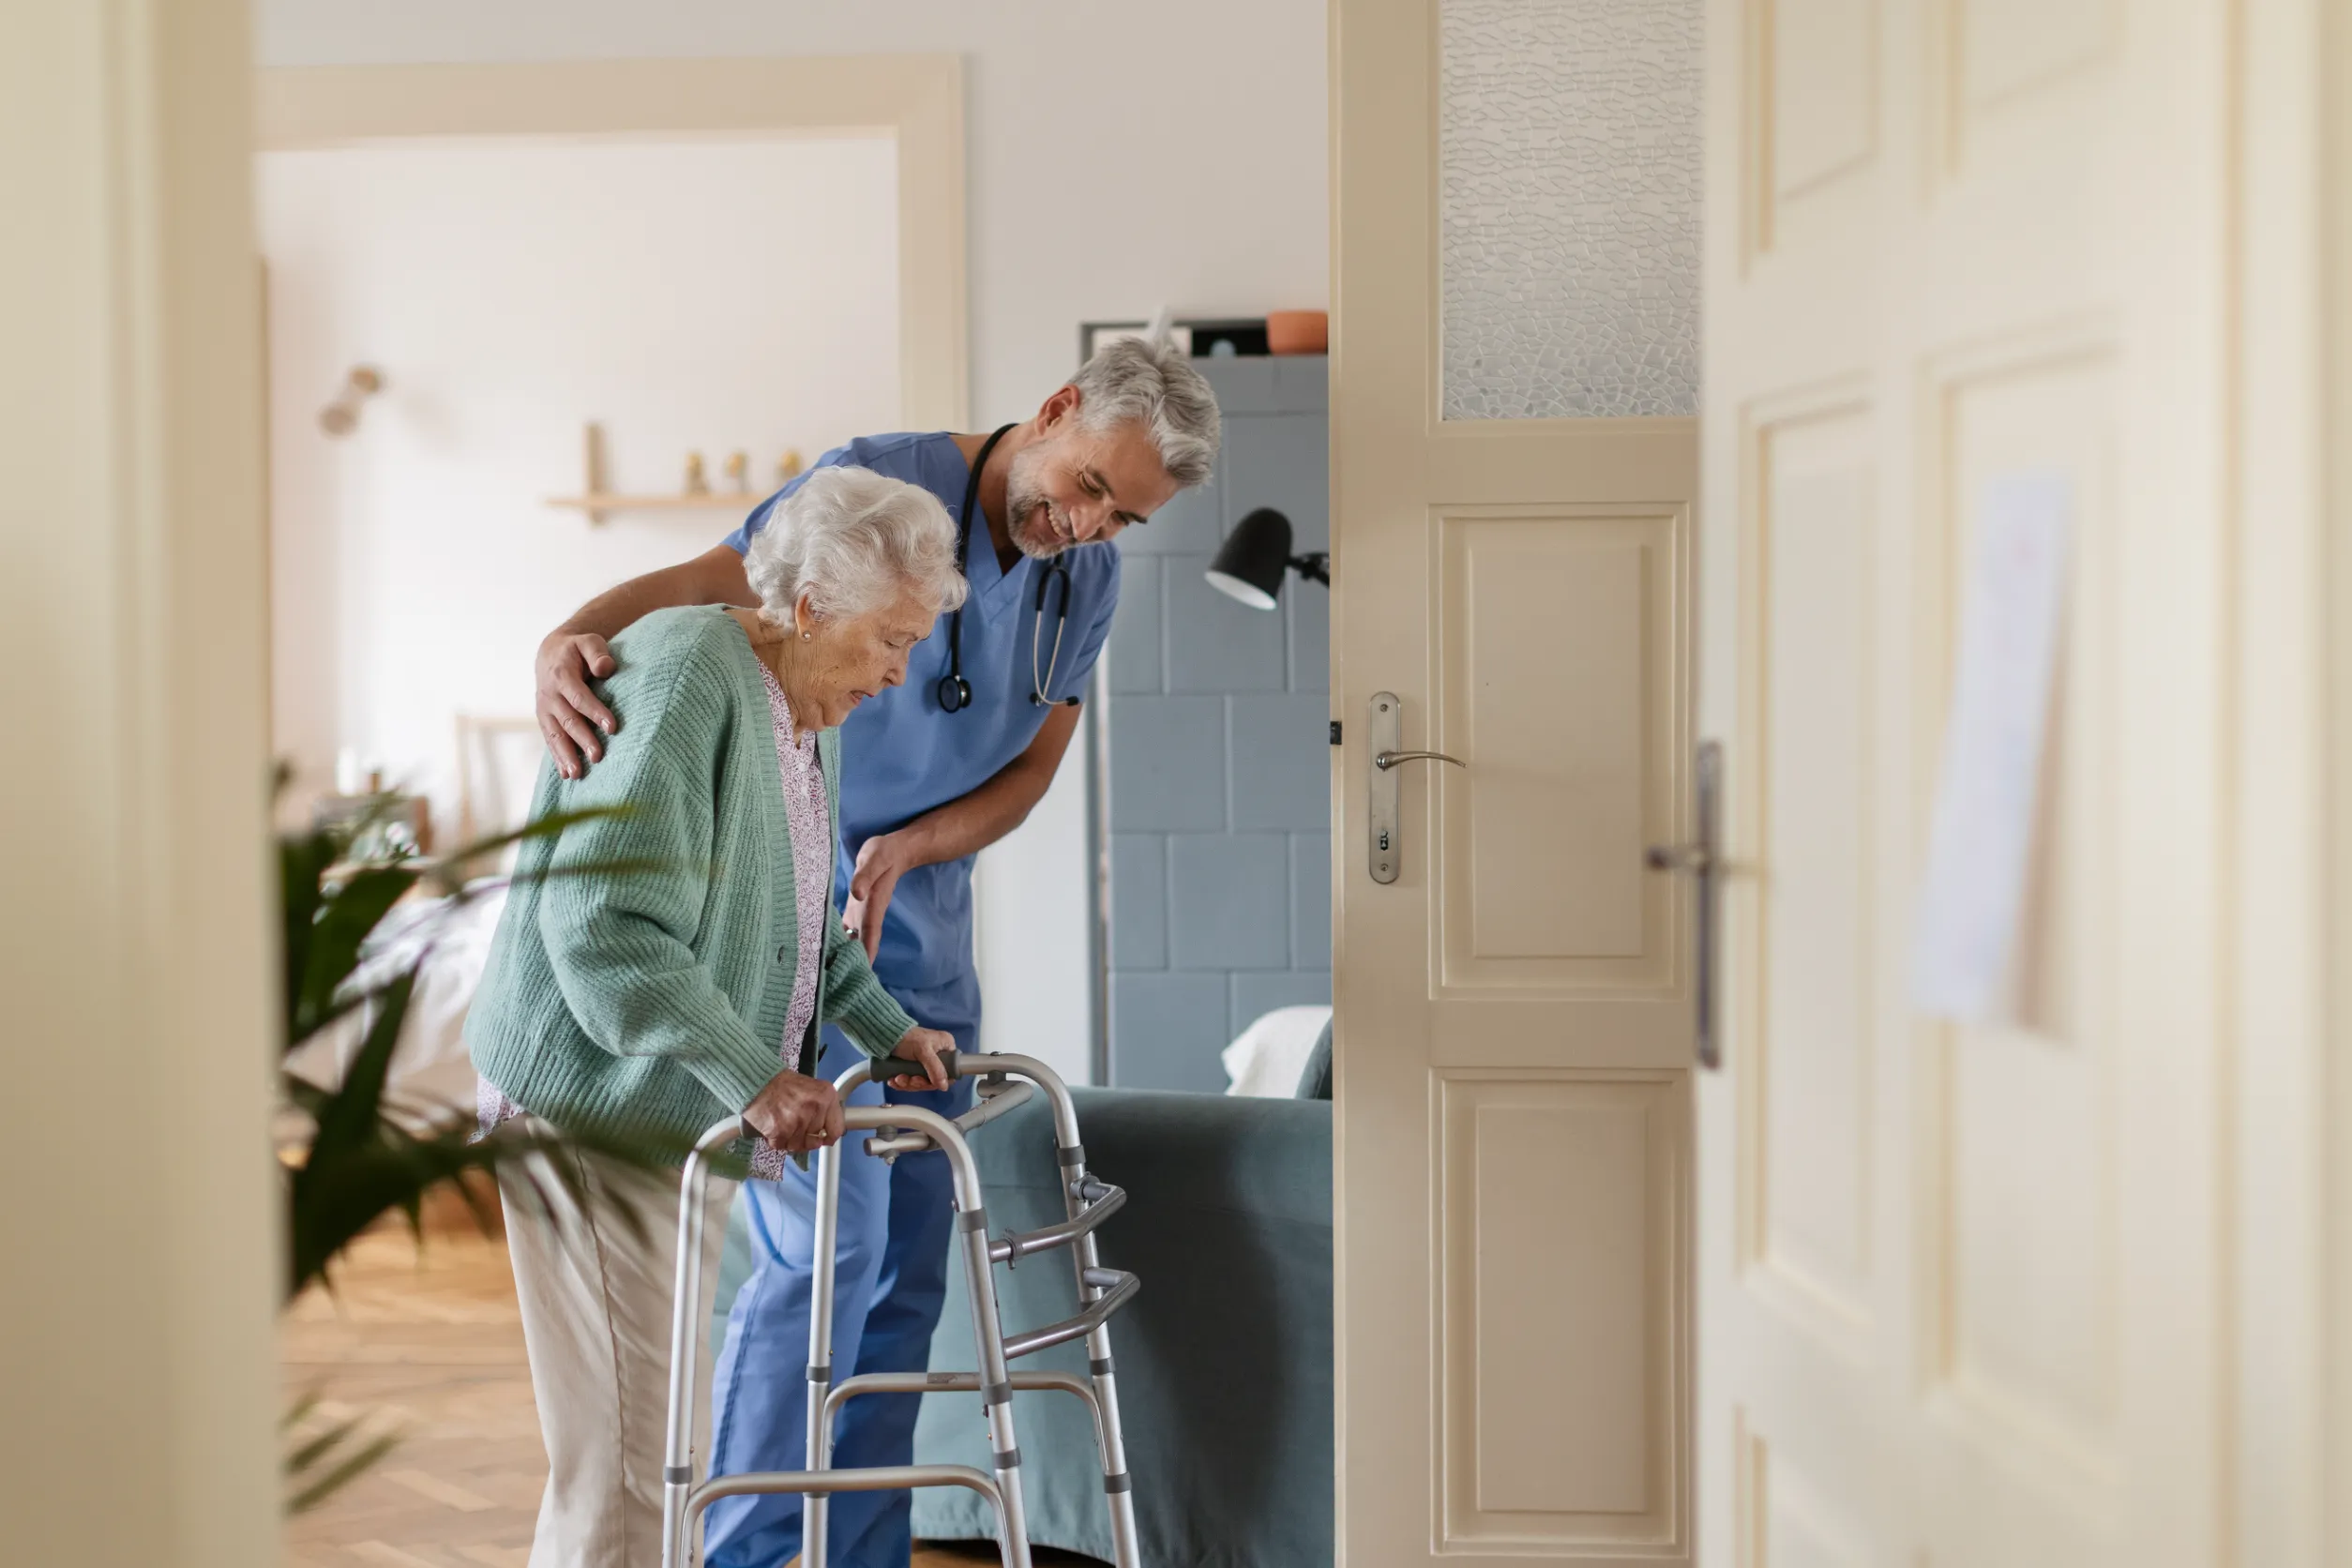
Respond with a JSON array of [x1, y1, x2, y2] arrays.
[[1197, 356, 1282, 415], [1109, 834, 1168, 970], [1291, 834, 1332, 970], [1166, 553, 1287, 693], [1110, 972, 1230, 1093], [1168, 834, 1290, 971], [1271, 355, 1329, 412], [1229, 972, 1334, 1040], [1119, 470, 1221, 555], [1221, 414, 1329, 551], [1106, 554, 1162, 695], [1287, 571, 1330, 693], [1229, 695, 1332, 832], [1107, 694, 1226, 832]]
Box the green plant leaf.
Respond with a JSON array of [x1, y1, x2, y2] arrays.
[[304, 967, 413, 1168], [284, 1418, 402, 1515], [292, 862, 422, 1042], [274, 790, 716, 1320], [279, 830, 338, 1047]]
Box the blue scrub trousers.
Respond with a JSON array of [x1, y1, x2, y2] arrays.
[[702, 975, 978, 1568]]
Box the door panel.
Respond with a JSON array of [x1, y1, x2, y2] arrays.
[[1917, 334, 2123, 1491], [1436, 505, 1687, 993], [1440, 1073, 1686, 1550], [1333, 1, 1701, 1564], [1703, 0, 2229, 1556], [1740, 392, 1877, 1349]]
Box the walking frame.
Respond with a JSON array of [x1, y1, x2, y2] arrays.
[[660, 1050, 1143, 1568]]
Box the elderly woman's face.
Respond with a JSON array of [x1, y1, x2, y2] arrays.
[[798, 584, 941, 730]]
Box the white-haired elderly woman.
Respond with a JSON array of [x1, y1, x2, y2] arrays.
[[467, 464, 967, 1567]]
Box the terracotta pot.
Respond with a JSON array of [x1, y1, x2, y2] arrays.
[[1265, 309, 1329, 355]]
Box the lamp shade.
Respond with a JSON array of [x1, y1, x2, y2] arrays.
[[1206, 507, 1295, 611]]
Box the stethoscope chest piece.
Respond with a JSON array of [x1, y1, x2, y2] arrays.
[[937, 673, 972, 713]]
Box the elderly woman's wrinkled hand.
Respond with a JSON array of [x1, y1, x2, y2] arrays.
[[743, 1070, 847, 1153]]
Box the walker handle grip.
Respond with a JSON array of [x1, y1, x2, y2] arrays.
[[873, 1045, 957, 1087]]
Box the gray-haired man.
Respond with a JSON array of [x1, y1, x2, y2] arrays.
[[534, 339, 1221, 1568]]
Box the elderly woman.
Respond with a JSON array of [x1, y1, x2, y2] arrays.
[[466, 465, 964, 1568]]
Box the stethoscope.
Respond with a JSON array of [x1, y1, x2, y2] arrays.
[[936, 423, 1081, 714]]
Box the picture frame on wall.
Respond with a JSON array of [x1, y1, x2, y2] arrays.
[[1078, 317, 1270, 362], [1083, 322, 1193, 359]]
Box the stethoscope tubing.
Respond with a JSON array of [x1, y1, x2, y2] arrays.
[[937, 424, 1078, 714]]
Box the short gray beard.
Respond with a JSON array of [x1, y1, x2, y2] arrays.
[[1003, 452, 1067, 559]]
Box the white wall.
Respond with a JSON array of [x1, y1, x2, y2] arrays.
[[260, 135, 900, 814], [253, 3, 1333, 419], [256, 1, 1332, 1080]]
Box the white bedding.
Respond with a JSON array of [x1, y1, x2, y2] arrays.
[[1219, 1004, 1333, 1097]]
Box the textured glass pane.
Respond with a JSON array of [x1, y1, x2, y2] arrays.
[[1440, 0, 1702, 419]]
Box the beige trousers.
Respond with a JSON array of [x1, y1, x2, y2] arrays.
[[500, 1128, 739, 1568]]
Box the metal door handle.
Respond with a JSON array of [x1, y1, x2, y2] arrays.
[[1646, 740, 1724, 1071], [1365, 692, 1462, 884]]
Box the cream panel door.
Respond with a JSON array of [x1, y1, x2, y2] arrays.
[[1701, 0, 2230, 1560], [1332, 0, 1700, 1562]]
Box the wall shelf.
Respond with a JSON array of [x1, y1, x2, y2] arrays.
[[546, 492, 758, 524], [547, 422, 795, 527]]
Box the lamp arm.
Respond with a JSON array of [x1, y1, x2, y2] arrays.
[[1290, 552, 1332, 586]]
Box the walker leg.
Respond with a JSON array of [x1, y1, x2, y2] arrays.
[[804, 1139, 844, 1568], [663, 1131, 738, 1568], [956, 1204, 1033, 1568], [1063, 1176, 1140, 1568]]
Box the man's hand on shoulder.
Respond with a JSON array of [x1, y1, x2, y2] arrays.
[[529, 544, 759, 778], [536, 630, 619, 780]]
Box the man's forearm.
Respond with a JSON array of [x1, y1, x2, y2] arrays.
[[888, 756, 1057, 868], [555, 545, 758, 641], [878, 703, 1083, 870]]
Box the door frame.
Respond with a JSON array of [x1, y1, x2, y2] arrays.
[[2326, 0, 2352, 1546], [254, 56, 970, 431], [2241, 0, 2349, 1559], [3, 0, 280, 1560]]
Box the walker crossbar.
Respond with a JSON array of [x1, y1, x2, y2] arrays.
[[988, 1180, 1125, 1264], [822, 1368, 1105, 1427], [819, 1372, 1133, 1508], [865, 1076, 1033, 1158], [685, 1463, 1003, 1522], [1001, 1268, 1141, 1361], [660, 1050, 1143, 1568]]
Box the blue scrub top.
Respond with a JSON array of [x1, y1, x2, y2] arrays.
[[723, 432, 1121, 993]]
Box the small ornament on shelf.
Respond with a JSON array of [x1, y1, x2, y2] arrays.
[[776, 449, 806, 486], [548, 424, 806, 525]]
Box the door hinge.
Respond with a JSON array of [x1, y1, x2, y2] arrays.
[[1329, 720, 1342, 746]]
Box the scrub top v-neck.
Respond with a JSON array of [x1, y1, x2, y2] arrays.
[[723, 430, 1122, 991]]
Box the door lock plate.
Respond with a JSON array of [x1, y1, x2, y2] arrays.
[[1368, 692, 1401, 883]]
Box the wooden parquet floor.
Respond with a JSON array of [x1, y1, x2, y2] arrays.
[[281, 1224, 1098, 1568]]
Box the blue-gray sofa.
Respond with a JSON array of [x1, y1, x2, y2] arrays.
[[911, 1088, 1333, 1568]]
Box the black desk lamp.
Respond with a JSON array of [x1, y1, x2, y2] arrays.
[[1205, 507, 1331, 611]]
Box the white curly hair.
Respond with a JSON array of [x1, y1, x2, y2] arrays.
[[743, 465, 969, 626]]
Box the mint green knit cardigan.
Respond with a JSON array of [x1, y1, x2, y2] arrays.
[[466, 606, 917, 1153]]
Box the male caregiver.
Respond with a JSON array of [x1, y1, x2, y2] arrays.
[[533, 336, 1221, 1568]]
